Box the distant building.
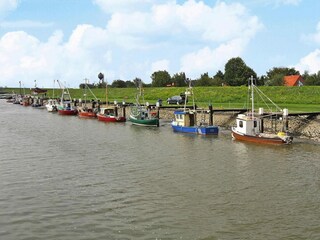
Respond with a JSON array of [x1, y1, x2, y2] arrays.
[[283, 75, 304, 86], [31, 87, 47, 95], [166, 82, 175, 87]]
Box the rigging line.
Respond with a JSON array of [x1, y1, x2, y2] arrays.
[[254, 87, 273, 112], [86, 84, 98, 101], [254, 85, 283, 112]]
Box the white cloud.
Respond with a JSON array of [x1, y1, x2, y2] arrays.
[[180, 38, 248, 77], [296, 21, 320, 74], [0, 1, 263, 87], [0, 0, 18, 15], [302, 21, 320, 44], [0, 25, 112, 87], [295, 49, 320, 74], [151, 59, 170, 73], [106, 1, 262, 43]]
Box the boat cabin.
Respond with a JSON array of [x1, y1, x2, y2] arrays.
[[131, 107, 150, 120], [235, 114, 262, 136], [63, 101, 73, 110], [173, 110, 196, 127], [48, 99, 58, 105], [102, 107, 117, 116]]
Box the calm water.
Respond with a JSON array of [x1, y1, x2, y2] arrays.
[[1, 99, 320, 240]]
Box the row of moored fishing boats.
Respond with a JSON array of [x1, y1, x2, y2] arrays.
[[6, 77, 293, 145]]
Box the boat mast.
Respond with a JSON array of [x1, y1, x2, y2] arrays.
[[19, 81, 21, 96], [83, 78, 88, 107], [105, 79, 108, 106], [53, 80, 55, 98], [184, 78, 193, 112], [251, 76, 254, 118]]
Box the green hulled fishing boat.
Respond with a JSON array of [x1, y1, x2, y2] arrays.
[[129, 80, 159, 127]]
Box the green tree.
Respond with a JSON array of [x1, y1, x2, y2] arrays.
[[212, 70, 224, 86], [79, 83, 94, 89], [151, 70, 171, 87], [258, 75, 267, 86], [266, 67, 300, 79], [224, 57, 257, 86], [111, 80, 127, 88], [172, 72, 187, 87], [214, 70, 224, 79], [195, 72, 213, 86], [265, 73, 284, 86], [304, 71, 320, 85], [95, 81, 106, 88], [125, 80, 136, 88]]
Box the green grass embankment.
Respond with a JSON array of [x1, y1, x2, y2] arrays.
[[4, 86, 320, 112]]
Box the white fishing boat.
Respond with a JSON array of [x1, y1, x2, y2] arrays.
[[231, 76, 293, 144]]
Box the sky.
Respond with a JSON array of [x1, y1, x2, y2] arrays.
[[0, 0, 320, 88]]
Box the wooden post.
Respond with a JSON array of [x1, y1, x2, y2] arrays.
[[259, 108, 264, 133], [156, 101, 160, 119], [122, 105, 126, 118], [97, 100, 100, 113], [114, 105, 118, 117], [283, 108, 289, 132], [209, 104, 213, 126]]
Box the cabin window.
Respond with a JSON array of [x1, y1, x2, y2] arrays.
[[239, 121, 243, 128]]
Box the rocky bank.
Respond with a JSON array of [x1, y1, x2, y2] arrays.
[[157, 108, 320, 142]]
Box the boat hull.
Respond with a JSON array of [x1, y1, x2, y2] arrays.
[[172, 125, 219, 135], [231, 129, 291, 145], [97, 114, 126, 122], [46, 106, 57, 112], [129, 116, 159, 127], [58, 109, 78, 115], [78, 111, 97, 118]]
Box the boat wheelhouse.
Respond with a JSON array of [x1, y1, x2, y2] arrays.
[[97, 106, 126, 122], [46, 99, 58, 112], [172, 110, 218, 135]]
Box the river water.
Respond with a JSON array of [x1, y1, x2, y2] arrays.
[[0, 99, 320, 240]]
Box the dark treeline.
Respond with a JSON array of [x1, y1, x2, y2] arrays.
[[80, 57, 320, 88]]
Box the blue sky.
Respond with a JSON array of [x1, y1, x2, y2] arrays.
[[0, 0, 320, 88]]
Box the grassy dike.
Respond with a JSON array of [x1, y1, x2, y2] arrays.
[[3, 86, 320, 112]]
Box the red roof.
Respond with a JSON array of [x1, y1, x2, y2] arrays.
[[283, 75, 304, 86], [31, 87, 47, 94]]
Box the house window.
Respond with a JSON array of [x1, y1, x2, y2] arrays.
[[239, 121, 243, 128], [254, 121, 257, 128]]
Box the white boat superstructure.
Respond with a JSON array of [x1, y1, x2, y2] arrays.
[[46, 99, 59, 112]]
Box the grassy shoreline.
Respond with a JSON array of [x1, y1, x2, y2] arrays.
[[2, 86, 320, 112]]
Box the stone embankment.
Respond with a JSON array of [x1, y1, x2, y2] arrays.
[[158, 108, 320, 142]]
